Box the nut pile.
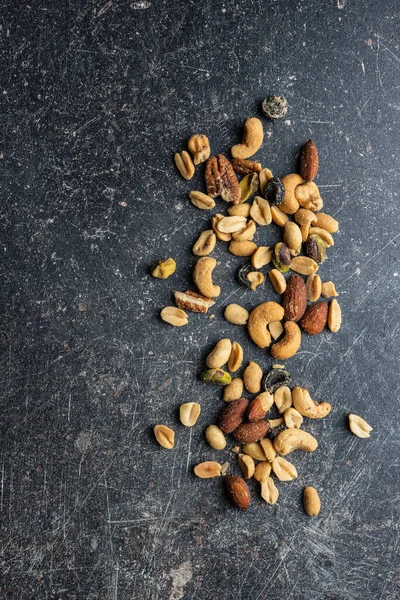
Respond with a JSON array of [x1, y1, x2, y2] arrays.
[[152, 101, 373, 514]]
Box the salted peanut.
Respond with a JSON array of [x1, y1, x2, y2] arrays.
[[242, 442, 267, 461], [228, 342, 244, 372], [224, 304, 249, 325], [174, 150, 195, 180], [216, 216, 247, 234], [238, 454, 255, 479], [194, 461, 222, 478], [294, 208, 318, 242], [188, 133, 210, 165], [270, 205, 289, 227], [303, 486, 321, 516], [268, 269, 287, 294], [295, 182, 323, 212], [268, 321, 284, 340], [328, 299, 341, 332], [192, 230, 217, 256], [252, 246, 272, 269], [274, 386, 292, 414], [260, 437, 276, 462], [152, 257, 176, 279], [179, 402, 201, 427], [292, 387, 331, 419], [250, 196, 272, 226], [205, 424, 226, 450], [212, 214, 232, 242], [206, 338, 232, 369], [154, 424, 175, 449], [231, 446, 240, 453], [254, 461, 271, 482], [248, 301, 284, 348], [271, 321, 301, 359], [280, 174, 303, 214], [309, 227, 334, 247], [349, 414, 373, 438], [228, 204, 251, 217], [314, 212, 339, 233], [193, 257, 220, 298], [160, 306, 188, 327], [306, 273, 322, 302], [232, 219, 257, 241], [284, 407, 303, 429], [223, 377, 244, 401], [261, 477, 279, 504], [246, 271, 265, 290], [243, 361, 263, 394], [188, 191, 216, 210], [290, 256, 318, 276], [272, 456, 297, 481], [228, 240, 257, 257], [273, 429, 318, 456], [259, 167, 273, 196], [220, 462, 230, 476], [268, 417, 284, 429], [231, 117, 264, 159], [284, 222, 302, 256], [321, 281, 339, 298]]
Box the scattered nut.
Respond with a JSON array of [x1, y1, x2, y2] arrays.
[[295, 182, 323, 212], [309, 227, 334, 247], [349, 414, 373, 438], [154, 424, 175, 449], [328, 299, 342, 333], [273, 428, 318, 456], [294, 208, 318, 242], [232, 219, 257, 241], [299, 139, 319, 181], [232, 157, 262, 174], [174, 150, 195, 180], [201, 368, 232, 386], [254, 461, 272, 483], [248, 301, 285, 348], [206, 338, 232, 369], [238, 454, 255, 479], [194, 461, 222, 478], [283, 274, 307, 321], [301, 302, 328, 335], [267, 417, 284, 429], [218, 154, 242, 205], [284, 407, 304, 429], [192, 230, 217, 256], [212, 214, 232, 241], [305, 234, 326, 263], [205, 424, 227, 450], [303, 486, 321, 516], [227, 203, 251, 217], [160, 306, 189, 327], [321, 281, 339, 298], [188, 133, 210, 165], [270, 205, 289, 227], [292, 387, 331, 419], [260, 437, 276, 462], [219, 397, 249, 434], [228, 342, 244, 372], [306, 273, 322, 302], [263, 368, 291, 393], [239, 173, 259, 203], [174, 290, 215, 314], [152, 257, 176, 279], [223, 377, 244, 401], [205, 156, 222, 198], [225, 475, 251, 511], [220, 462, 230, 476], [243, 442, 268, 461], [250, 196, 272, 226], [272, 456, 298, 481], [268, 269, 287, 294], [247, 394, 272, 422], [273, 242, 291, 273], [224, 304, 249, 325], [188, 190, 216, 210], [264, 176, 285, 207], [246, 270, 265, 290], [228, 240, 257, 257], [271, 321, 301, 360], [280, 174, 303, 214], [268, 321, 284, 340], [290, 256, 319, 276], [231, 446, 240, 453], [261, 95, 288, 120], [284, 222, 303, 256], [243, 361, 263, 394], [231, 117, 264, 159], [259, 167, 273, 196], [179, 402, 201, 427], [252, 246, 272, 269], [314, 212, 339, 233], [193, 257, 221, 298], [260, 477, 279, 504], [274, 386, 292, 414], [233, 421, 270, 444], [217, 215, 247, 234], [238, 263, 261, 289]]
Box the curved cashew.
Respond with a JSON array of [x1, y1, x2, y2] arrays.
[[193, 257, 221, 298], [271, 321, 301, 359], [292, 387, 331, 419], [248, 302, 284, 348], [231, 118, 264, 159], [280, 174, 303, 214], [273, 428, 318, 456]]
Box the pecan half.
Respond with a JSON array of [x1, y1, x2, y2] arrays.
[[174, 290, 215, 314], [232, 158, 262, 175], [218, 154, 241, 205], [205, 156, 222, 198]]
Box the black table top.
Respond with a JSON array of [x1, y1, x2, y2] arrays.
[[1, 1, 400, 599]]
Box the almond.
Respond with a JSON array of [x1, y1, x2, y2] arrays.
[[218, 397, 249, 434], [282, 274, 307, 322], [299, 139, 319, 181], [247, 395, 271, 422], [232, 421, 270, 444], [300, 302, 328, 334], [225, 475, 251, 511]]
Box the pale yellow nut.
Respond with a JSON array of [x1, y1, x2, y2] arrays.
[[206, 338, 232, 369], [313, 212, 339, 233], [160, 306, 188, 327], [192, 230, 217, 257], [187, 133, 210, 165], [243, 361, 263, 394], [254, 461, 271, 483], [268, 321, 284, 340], [349, 414, 373, 438], [284, 222, 302, 256], [291, 386, 331, 419], [216, 215, 247, 234], [227, 342, 244, 372], [261, 477, 279, 504], [306, 273, 322, 302], [212, 214, 232, 242], [259, 167, 273, 196], [260, 437, 276, 462], [232, 219, 257, 241], [272, 456, 298, 481], [174, 150, 195, 180], [252, 246, 272, 269], [328, 299, 341, 332], [220, 462, 230, 476], [228, 240, 257, 257], [270, 205, 289, 227], [246, 271, 265, 290], [268, 269, 287, 294], [273, 429, 318, 456], [250, 196, 272, 226], [271, 321, 301, 359], [227, 204, 251, 217], [267, 417, 284, 429], [179, 402, 201, 427], [274, 386, 292, 414], [303, 486, 321, 516], [295, 181, 323, 212], [193, 257, 220, 298], [231, 446, 240, 453], [238, 454, 255, 479], [231, 117, 264, 159], [309, 227, 334, 247], [154, 424, 175, 449], [280, 174, 303, 214], [242, 442, 268, 461], [223, 377, 244, 401], [194, 461, 222, 478], [321, 281, 339, 298], [152, 257, 176, 279], [224, 304, 249, 325], [188, 190, 216, 210], [248, 301, 285, 348], [205, 424, 226, 450], [294, 208, 318, 230], [290, 256, 319, 276], [284, 407, 304, 429]]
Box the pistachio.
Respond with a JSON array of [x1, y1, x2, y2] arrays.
[[238, 263, 261, 288], [305, 234, 326, 263], [152, 258, 176, 279], [273, 242, 291, 273], [252, 246, 272, 269], [227, 342, 244, 372], [261, 95, 288, 120], [264, 176, 285, 206], [263, 368, 291, 393], [201, 368, 232, 386], [239, 173, 259, 203], [238, 454, 255, 479], [224, 304, 249, 325], [246, 271, 265, 291], [192, 230, 217, 256], [205, 424, 226, 450], [223, 377, 244, 401], [188, 190, 216, 210], [268, 269, 287, 294], [250, 196, 272, 226], [154, 424, 175, 449], [179, 402, 201, 427]]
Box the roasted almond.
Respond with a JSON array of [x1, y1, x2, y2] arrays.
[[219, 397, 249, 434], [300, 302, 328, 335], [232, 421, 270, 444], [247, 394, 272, 422], [282, 274, 307, 322], [225, 475, 251, 511], [299, 139, 319, 181]]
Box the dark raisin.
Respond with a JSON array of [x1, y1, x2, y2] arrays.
[[264, 176, 285, 206], [261, 96, 288, 120], [262, 368, 291, 393]]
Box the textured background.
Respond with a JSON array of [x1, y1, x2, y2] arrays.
[[1, 1, 400, 599]]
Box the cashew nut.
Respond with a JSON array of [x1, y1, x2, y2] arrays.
[[273, 428, 318, 456], [247, 302, 284, 348], [271, 321, 301, 359], [292, 386, 331, 419], [280, 174, 303, 214], [231, 118, 264, 159], [193, 257, 221, 298]]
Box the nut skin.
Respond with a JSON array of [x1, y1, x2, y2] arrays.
[[225, 475, 251, 511], [188, 134, 210, 165], [300, 302, 328, 335], [219, 397, 249, 434], [299, 140, 319, 181], [231, 117, 264, 159], [239, 173, 259, 203], [283, 274, 307, 322], [232, 421, 270, 444], [264, 176, 285, 206], [303, 486, 321, 516], [304, 235, 326, 263]]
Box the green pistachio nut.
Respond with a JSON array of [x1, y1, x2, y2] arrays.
[[239, 173, 259, 203], [273, 242, 291, 273], [201, 368, 232, 386]]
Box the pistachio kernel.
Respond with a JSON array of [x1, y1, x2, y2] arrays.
[[261, 95, 288, 120], [239, 173, 259, 203], [272, 242, 291, 273], [264, 176, 285, 206], [305, 234, 326, 263], [201, 368, 232, 386], [152, 257, 176, 279]]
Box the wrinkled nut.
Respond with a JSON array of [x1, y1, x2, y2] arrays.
[[187, 133, 210, 165], [272, 456, 298, 481], [250, 196, 272, 226], [295, 182, 323, 212], [232, 219, 257, 241], [243, 442, 267, 461], [201, 368, 232, 386], [192, 230, 217, 256], [267, 417, 284, 429], [174, 150, 195, 180], [224, 304, 249, 325], [284, 407, 304, 429], [321, 281, 339, 298], [228, 204, 251, 218], [174, 290, 215, 314], [261, 477, 279, 505], [290, 256, 319, 276], [218, 154, 242, 205], [205, 156, 222, 198], [284, 222, 303, 256], [154, 424, 175, 449], [268, 269, 287, 294], [243, 361, 263, 394], [292, 387, 331, 419], [216, 215, 247, 234], [160, 306, 188, 327], [273, 429, 318, 456], [280, 174, 303, 214], [152, 257, 176, 279], [246, 271, 265, 291], [309, 227, 334, 247], [232, 157, 262, 174], [270, 205, 289, 227], [205, 424, 226, 450], [223, 377, 244, 401], [252, 246, 272, 269], [300, 302, 328, 335], [306, 273, 322, 302], [247, 394, 272, 422], [268, 321, 284, 340], [294, 208, 318, 242], [179, 402, 201, 427], [231, 117, 264, 159], [206, 338, 232, 369], [303, 486, 321, 516], [299, 139, 319, 181], [239, 173, 259, 203], [188, 190, 216, 210], [248, 302, 285, 348], [314, 212, 339, 233], [259, 167, 273, 196], [194, 461, 222, 479], [228, 240, 257, 257], [328, 299, 342, 333], [193, 257, 221, 298], [228, 342, 244, 372], [274, 386, 292, 414], [349, 414, 373, 438], [238, 454, 255, 479], [254, 461, 272, 483], [212, 214, 232, 242], [271, 321, 301, 359], [260, 437, 276, 462]]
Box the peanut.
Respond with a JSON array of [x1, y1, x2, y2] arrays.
[[174, 150, 195, 180], [179, 402, 201, 427], [205, 424, 226, 450], [160, 306, 188, 327], [227, 342, 244, 372], [224, 304, 249, 325], [274, 386, 292, 414], [243, 361, 263, 394], [154, 424, 175, 449], [306, 273, 322, 302], [303, 486, 321, 516], [268, 269, 287, 294], [189, 190, 215, 210], [223, 377, 244, 401], [206, 338, 232, 369], [238, 454, 255, 479], [192, 230, 217, 256], [194, 461, 222, 478], [328, 299, 341, 332]]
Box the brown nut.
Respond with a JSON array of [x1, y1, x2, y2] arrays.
[[205, 156, 222, 198], [283, 274, 307, 321], [274, 386, 292, 414], [292, 387, 331, 419], [228, 240, 257, 257], [299, 139, 319, 181], [231, 117, 264, 159], [295, 182, 323, 212], [192, 230, 217, 256], [243, 361, 263, 394], [224, 304, 249, 325], [174, 290, 215, 314], [154, 424, 175, 449], [270, 205, 289, 227], [218, 154, 242, 205], [284, 407, 303, 429], [212, 214, 232, 242], [238, 454, 255, 479], [252, 246, 273, 269], [300, 302, 328, 335], [174, 150, 195, 180], [303, 486, 321, 516], [239, 173, 259, 203], [280, 174, 303, 214], [188, 190, 216, 210], [193, 257, 221, 298], [228, 342, 244, 372], [313, 212, 339, 233], [272, 456, 298, 481], [328, 299, 342, 332], [268, 269, 287, 294], [306, 273, 322, 302], [225, 475, 251, 511], [194, 461, 221, 479], [254, 461, 272, 483], [179, 402, 201, 427], [247, 393, 272, 422], [248, 302, 285, 348], [223, 377, 244, 401], [284, 222, 303, 256], [205, 424, 226, 450], [232, 157, 262, 174], [232, 421, 270, 444], [188, 133, 210, 165], [271, 322, 301, 359], [219, 397, 249, 434], [206, 338, 232, 369], [273, 428, 318, 456], [250, 196, 272, 226], [160, 306, 189, 327]]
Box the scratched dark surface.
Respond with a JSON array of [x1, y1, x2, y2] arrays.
[[1, 0, 400, 599]]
